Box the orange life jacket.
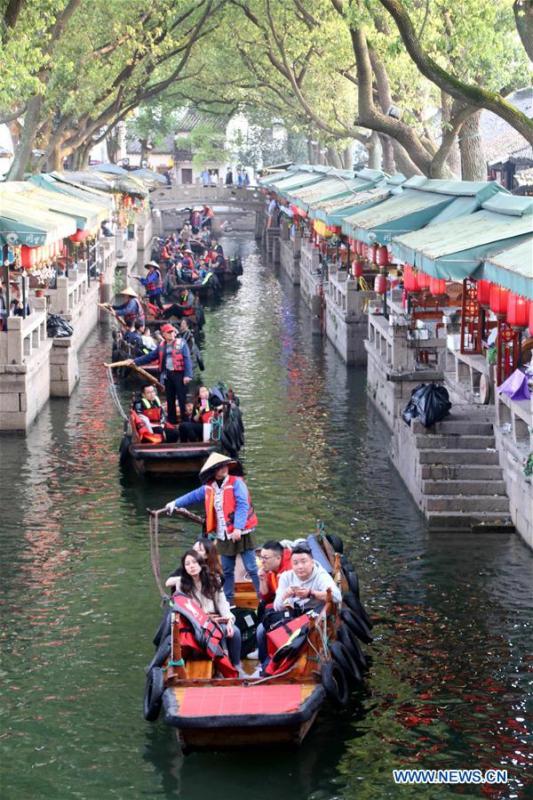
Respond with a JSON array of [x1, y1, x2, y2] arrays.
[[131, 410, 164, 443], [264, 548, 293, 601], [141, 397, 163, 424], [204, 475, 258, 535]]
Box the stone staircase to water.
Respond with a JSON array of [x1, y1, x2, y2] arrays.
[[411, 406, 514, 532]]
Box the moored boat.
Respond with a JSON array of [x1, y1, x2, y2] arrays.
[[144, 525, 372, 750]]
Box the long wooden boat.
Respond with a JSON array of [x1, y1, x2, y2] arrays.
[[144, 529, 372, 750]]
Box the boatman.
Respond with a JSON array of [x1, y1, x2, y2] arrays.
[[136, 261, 164, 309], [164, 453, 260, 605], [107, 287, 145, 326], [127, 322, 192, 424]]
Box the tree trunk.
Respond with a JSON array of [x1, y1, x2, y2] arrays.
[[379, 134, 395, 172], [71, 143, 91, 170], [440, 92, 461, 178], [459, 110, 485, 180], [47, 146, 63, 172], [8, 96, 43, 179], [326, 146, 343, 168], [341, 145, 353, 170], [366, 131, 382, 169], [391, 141, 424, 177]]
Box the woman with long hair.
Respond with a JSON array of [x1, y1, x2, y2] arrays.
[[193, 538, 224, 582], [166, 549, 242, 671]]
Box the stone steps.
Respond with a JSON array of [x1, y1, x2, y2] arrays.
[[420, 464, 504, 480], [415, 434, 495, 450], [422, 479, 507, 496], [425, 494, 510, 512], [433, 420, 494, 435], [418, 448, 500, 465], [427, 511, 515, 532]]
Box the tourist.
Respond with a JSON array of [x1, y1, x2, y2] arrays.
[[201, 168, 210, 188], [164, 453, 260, 605], [193, 538, 224, 583], [225, 167, 233, 186], [258, 541, 293, 605], [165, 549, 243, 671], [273, 544, 342, 612], [179, 385, 211, 442], [129, 322, 192, 424], [209, 170, 218, 187]]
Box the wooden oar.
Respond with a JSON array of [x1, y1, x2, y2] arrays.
[[148, 506, 204, 525], [98, 302, 127, 328], [104, 360, 165, 392]]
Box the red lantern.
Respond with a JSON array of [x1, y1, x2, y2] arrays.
[[417, 271, 430, 290], [368, 243, 378, 263], [476, 279, 492, 307], [374, 273, 387, 294], [69, 229, 90, 243], [429, 276, 446, 295], [20, 245, 39, 268], [352, 260, 364, 279], [489, 284, 509, 317], [403, 265, 416, 292], [528, 300, 533, 336], [375, 245, 389, 266], [507, 292, 529, 328]]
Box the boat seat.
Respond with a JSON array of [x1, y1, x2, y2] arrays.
[[233, 591, 258, 609], [186, 659, 214, 679]]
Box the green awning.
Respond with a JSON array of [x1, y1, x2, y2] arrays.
[[259, 168, 296, 186], [289, 172, 385, 212], [31, 173, 114, 211], [341, 177, 504, 244], [0, 201, 77, 246], [391, 194, 533, 282], [481, 239, 533, 299], [311, 173, 405, 225], [17, 181, 108, 229], [273, 172, 327, 196]]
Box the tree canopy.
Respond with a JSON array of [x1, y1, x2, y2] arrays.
[[1, 0, 530, 178]]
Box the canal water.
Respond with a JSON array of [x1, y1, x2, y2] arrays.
[[1, 238, 532, 800]]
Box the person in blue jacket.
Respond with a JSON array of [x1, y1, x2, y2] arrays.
[[127, 323, 192, 424], [136, 261, 164, 309], [164, 453, 260, 604]]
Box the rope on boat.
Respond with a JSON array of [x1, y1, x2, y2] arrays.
[[149, 510, 170, 602], [106, 366, 129, 422]]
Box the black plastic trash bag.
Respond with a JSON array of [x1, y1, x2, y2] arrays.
[[47, 314, 74, 338], [402, 382, 451, 428]]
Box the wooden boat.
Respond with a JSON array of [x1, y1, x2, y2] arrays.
[[144, 526, 372, 750], [119, 412, 215, 476]]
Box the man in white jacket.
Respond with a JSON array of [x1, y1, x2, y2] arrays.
[[273, 544, 342, 612]]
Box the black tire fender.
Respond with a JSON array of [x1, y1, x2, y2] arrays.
[[346, 570, 360, 600], [146, 633, 171, 673], [325, 533, 344, 554], [321, 660, 349, 707], [144, 666, 164, 721], [153, 610, 171, 647], [118, 435, 131, 467], [337, 625, 368, 672], [340, 608, 373, 645], [330, 640, 362, 684], [342, 592, 373, 629]]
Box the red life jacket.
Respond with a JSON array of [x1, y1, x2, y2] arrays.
[[263, 548, 293, 602], [263, 614, 310, 676], [141, 397, 163, 424], [131, 410, 164, 443], [204, 475, 258, 535], [171, 592, 238, 679], [157, 340, 185, 372], [146, 268, 162, 293], [181, 256, 194, 269]]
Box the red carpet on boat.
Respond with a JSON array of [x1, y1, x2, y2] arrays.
[[179, 685, 302, 717]]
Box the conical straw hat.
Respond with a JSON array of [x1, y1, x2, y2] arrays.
[[199, 452, 236, 480], [119, 286, 138, 297]]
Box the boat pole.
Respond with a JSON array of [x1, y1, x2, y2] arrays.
[[103, 361, 165, 392]]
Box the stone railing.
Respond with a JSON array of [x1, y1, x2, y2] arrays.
[[445, 346, 495, 405], [0, 299, 48, 366], [327, 267, 374, 321], [47, 267, 90, 319]]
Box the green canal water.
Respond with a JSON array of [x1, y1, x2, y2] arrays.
[[1, 239, 532, 800]]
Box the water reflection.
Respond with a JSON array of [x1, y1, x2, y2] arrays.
[[0, 238, 531, 800]]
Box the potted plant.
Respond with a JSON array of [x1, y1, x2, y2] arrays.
[[28, 265, 56, 296]]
